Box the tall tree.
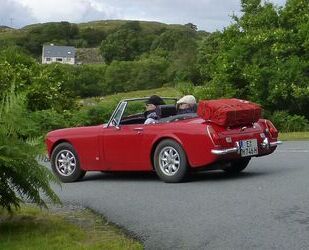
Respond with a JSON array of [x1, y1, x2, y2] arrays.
[[197, 0, 309, 117], [100, 21, 151, 63]]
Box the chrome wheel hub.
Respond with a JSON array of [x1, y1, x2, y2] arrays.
[[55, 150, 76, 176], [159, 146, 180, 176]]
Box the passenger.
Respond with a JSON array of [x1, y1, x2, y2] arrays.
[[144, 95, 165, 124], [177, 95, 197, 115]]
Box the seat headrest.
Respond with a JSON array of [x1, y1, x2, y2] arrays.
[[157, 105, 177, 118]]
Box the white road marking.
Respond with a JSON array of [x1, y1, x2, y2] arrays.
[[277, 149, 309, 153]]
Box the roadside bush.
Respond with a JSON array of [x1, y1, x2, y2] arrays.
[[0, 48, 37, 96], [68, 64, 107, 98], [0, 89, 60, 212], [177, 82, 195, 96], [270, 111, 309, 132], [85, 104, 116, 125], [104, 58, 167, 94], [28, 110, 71, 135], [27, 64, 75, 112]]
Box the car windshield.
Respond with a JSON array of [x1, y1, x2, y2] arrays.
[[111, 102, 127, 126], [122, 101, 145, 118], [122, 98, 178, 120], [109, 98, 181, 126]]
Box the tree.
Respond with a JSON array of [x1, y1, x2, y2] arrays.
[[70, 65, 107, 97], [0, 88, 60, 212], [185, 23, 198, 31], [0, 47, 37, 97], [26, 64, 76, 112], [100, 21, 151, 63], [151, 29, 200, 84], [80, 28, 106, 47], [197, 0, 309, 118], [18, 22, 80, 56]]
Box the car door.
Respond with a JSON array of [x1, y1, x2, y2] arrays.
[[102, 124, 145, 170]]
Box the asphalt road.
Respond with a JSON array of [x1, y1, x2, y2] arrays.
[[50, 141, 309, 250]]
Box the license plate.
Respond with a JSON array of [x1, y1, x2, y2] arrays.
[[240, 139, 258, 157]]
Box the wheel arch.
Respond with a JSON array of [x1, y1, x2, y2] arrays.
[[50, 139, 73, 156], [150, 136, 189, 170]]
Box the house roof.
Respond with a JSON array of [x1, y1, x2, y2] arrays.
[[43, 45, 76, 58]]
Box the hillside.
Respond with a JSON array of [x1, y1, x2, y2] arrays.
[[0, 19, 208, 64], [21, 19, 195, 33]]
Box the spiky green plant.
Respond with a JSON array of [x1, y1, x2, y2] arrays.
[[0, 87, 60, 212]]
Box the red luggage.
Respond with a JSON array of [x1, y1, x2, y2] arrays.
[[197, 98, 262, 127]]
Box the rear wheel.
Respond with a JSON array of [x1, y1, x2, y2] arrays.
[[154, 139, 188, 183], [223, 158, 251, 174], [51, 142, 86, 182]]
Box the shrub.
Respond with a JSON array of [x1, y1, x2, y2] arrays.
[[0, 89, 60, 212], [85, 104, 116, 125], [270, 111, 309, 132]]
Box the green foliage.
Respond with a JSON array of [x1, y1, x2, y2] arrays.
[[79, 27, 106, 47], [0, 89, 60, 212], [0, 7, 308, 133], [0, 48, 75, 113], [0, 205, 143, 250], [0, 48, 37, 96], [100, 21, 153, 63], [269, 111, 309, 132], [197, 0, 309, 119], [67, 64, 107, 98], [151, 28, 201, 84], [104, 58, 168, 94], [27, 110, 70, 136], [26, 64, 75, 112], [0, 46, 36, 67], [17, 22, 79, 56], [176, 82, 195, 96], [85, 104, 115, 125]]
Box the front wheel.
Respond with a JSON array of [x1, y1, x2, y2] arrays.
[[51, 142, 86, 182], [223, 158, 251, 174], [154, 139, 188, 183]]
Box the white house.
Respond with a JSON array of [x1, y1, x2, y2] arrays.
[[42, 44, 76, 64]]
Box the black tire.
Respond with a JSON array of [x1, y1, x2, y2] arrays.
[[51, 142, 86, 182], [154, 139, 188, 183], [223, 158, 251, 174]]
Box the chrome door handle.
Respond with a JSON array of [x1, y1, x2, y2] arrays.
[[133, 127, 144, 132]]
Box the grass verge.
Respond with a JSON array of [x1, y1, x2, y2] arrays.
[[0, 204, 143, 250], [279, 131, 309, 141]]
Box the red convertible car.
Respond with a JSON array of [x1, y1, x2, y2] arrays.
[[45, 97, 281, 183]]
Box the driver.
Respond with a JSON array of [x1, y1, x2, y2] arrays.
[[144, 95, 165, 124]]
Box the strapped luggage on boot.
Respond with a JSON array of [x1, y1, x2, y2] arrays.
[[197, 98, 262, 127]]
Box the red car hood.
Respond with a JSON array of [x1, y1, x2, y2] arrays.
[[46, 125, 102, 138]]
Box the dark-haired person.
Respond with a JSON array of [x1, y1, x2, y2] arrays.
[[144, 95, 165, 124]]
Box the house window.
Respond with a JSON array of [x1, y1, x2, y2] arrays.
[[56, 58, 63, 62], [46, 57, 51, 61]]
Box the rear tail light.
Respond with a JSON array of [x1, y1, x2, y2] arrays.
[[265, 120, 278, 138], [207, 125, 220, 146]]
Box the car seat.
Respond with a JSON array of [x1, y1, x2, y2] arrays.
[[156, 105, 177, 118]]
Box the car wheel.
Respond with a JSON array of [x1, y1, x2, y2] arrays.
[[154, 139, 188, 183], [223, 158, 251, 174], [51, 142, 86, 182]]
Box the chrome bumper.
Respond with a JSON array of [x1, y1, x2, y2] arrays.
[[211, 139, 282, 156], [261, 138, 282, 149], [211, 142, 240, 155], [211, 147, 238, 155], [270, 141, 283, 147]]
